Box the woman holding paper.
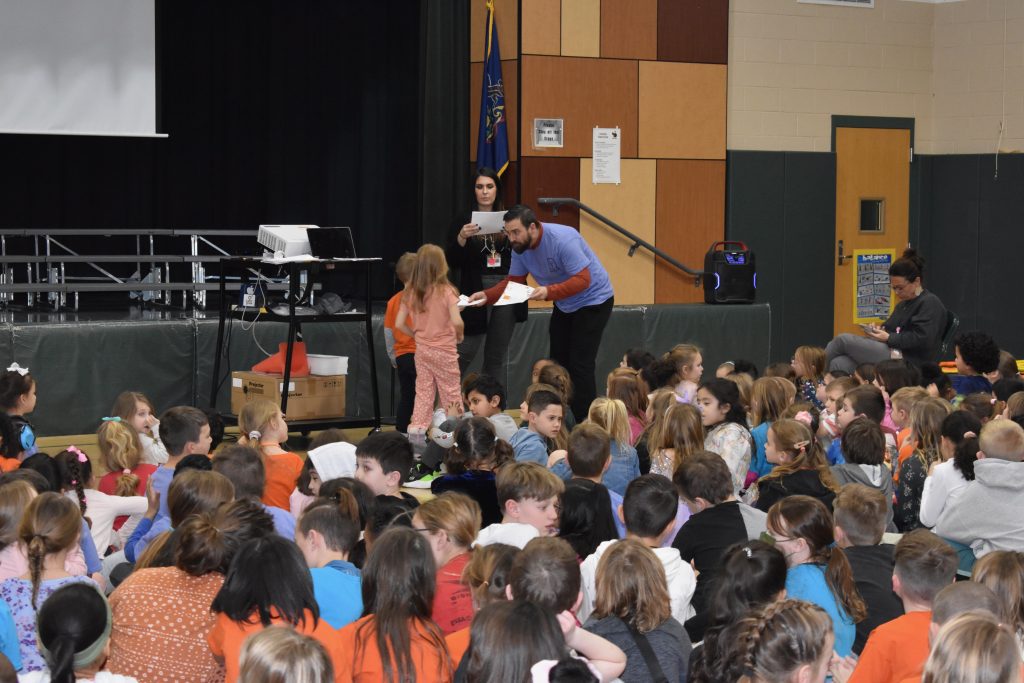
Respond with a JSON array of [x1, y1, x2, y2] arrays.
[[446, 167, 517, 383]]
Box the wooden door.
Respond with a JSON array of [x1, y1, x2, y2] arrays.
[[833, 127, 910, 336]]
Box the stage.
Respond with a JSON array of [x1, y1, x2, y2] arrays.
[[0, 303, 772, 436]]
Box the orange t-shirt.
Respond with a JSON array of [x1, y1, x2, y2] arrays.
[[0, 457, 19, 473], [848, 610, 931, 683], [403, 286, 458, 350], [335, 615, 453, 683], [384, 291, 416, 357], [261, 451, 304, 510], [207, 609, 344, 683], [445, 627, 470, 669], [893, 439, 916, 485]]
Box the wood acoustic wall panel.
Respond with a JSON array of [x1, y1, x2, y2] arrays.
[[521, 56, 638, 158], [600, 0, 657, 60], [657, 0, 728, 65], [522, 0, 561, 56], [580, 159, 656, 305], [638, 61, 726, 160], [470, 0, 519, 63], [469, 60, 519, 163], [520, 157, 581, 228], [655, 160, 725, 304], [561, 0, 601, 57]]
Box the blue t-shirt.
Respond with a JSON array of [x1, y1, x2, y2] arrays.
[[511, 428, 549, 466], [509, 222, 613, 313], [150, 465, 175, 521], [786, 563, 855, 657], [263, 504, 296, 541], [749, 423, 774, 478], [311, 560, 363, 629]]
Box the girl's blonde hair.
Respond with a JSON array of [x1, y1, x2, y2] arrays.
[[587, 398, 631, 448], [593, 538, 671, 633], [407, 244, 455, 313], [734, 599, 833, 683], [97, 419, 144, 497], [640, 389, 682, 447], [922, 613, 1020, 683], [910, 397, 953, 469], [238, 399, 282, 458], [724, 372, 754, 414], [239, 625, 334, 683], [890, 386, 929, 414], [759, 419, 836, 493], [667, 344, 701, 377], [971, 550, 1024, 637], [0, 480, 35, 552], [793, 346, 826, 381], [750, 377, 796, 427], [650, 403, 703, 473], [462, 542, 519, 609], [19, 492, 81, 608], [415, 492, 482, 551]]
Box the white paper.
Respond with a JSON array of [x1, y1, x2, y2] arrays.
[[470, 211, 506, 235], [457, 294, 485, 308], [261, 253, 318, 264], [592, 127, 621, 184], [494, 281, 534, 306]]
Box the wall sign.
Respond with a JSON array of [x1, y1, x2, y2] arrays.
[[853, 249, 895, 323], [533, 118, 563, 148]]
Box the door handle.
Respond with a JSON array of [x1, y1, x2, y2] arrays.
[[837, 239, 851, 266]]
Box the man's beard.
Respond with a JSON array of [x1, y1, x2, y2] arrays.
[[512, 241, 528, 254]]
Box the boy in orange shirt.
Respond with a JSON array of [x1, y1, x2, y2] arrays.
[[383, 252, 417, 434], [890, 386, 929, 481], [848, 529, 957, 683]]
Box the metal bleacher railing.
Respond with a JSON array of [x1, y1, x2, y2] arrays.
[[0, 228, 291, 310]]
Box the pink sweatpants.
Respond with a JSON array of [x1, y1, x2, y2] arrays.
[[410, 344, 462, 431]]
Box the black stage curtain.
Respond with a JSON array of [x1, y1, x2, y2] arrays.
[[0, 0, 467, 301]]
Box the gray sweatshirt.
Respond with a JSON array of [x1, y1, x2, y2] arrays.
[[831, 463, 897, 532], [935, 458, 1024, 557], [583, 615, 691, 683]]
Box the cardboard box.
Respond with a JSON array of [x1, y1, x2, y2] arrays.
[[231, 371, 346, 421]]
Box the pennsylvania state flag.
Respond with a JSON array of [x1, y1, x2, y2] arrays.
[[476, 0, 509, 177]]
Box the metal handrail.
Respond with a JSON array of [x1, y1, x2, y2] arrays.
[[537, 198, 705, 283]]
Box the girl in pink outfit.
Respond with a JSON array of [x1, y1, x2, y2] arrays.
[[0, 479, 87, 581], [396, 244, 465, 434]]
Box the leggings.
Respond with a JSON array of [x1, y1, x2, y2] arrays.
[[410, 344, 462, 432]]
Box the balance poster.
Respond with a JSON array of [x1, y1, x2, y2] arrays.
[[853, 249, 896, 324]]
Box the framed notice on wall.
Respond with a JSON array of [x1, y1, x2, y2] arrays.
[[853, 249, 895, 324]]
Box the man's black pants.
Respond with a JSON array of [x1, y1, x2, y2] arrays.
[[549, 295, 614, 420]]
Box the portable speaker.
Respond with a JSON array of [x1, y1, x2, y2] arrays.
[[703, 241, 756, 304]]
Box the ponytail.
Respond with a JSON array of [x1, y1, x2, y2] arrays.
[[47, 635, 77, 683], [17, 493, 81, 609], [97, 419, 143, 497], [114, 470, 141, 498], [54, 448, 91, 519], [821, 544, 867, 623], [27, 534, 47, 609]]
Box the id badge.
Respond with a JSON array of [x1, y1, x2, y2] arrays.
[[486, 254, 501, 268]]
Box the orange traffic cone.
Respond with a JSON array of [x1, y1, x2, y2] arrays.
[[252, 342, 310, 377]]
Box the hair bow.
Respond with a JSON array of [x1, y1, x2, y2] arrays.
[[122, 468, 132, 476], [743, 546, 753, 559], [67, 445, 88, 463], [101, 416, 121, 423], [248, 430, 262, 441], [5, 362, 28, 376], [794, 411, 814, 427]]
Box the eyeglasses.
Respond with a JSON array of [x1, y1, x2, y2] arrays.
[[760, 531, 795, 546]]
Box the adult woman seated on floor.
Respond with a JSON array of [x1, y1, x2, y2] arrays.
[[826, 248, 947, 373]]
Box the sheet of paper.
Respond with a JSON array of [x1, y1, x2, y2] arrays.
[[470, 211, 506, 235], [592, 127, 621, 184], [494, 281, 534, 306], [457, 294, 484, 308], [261, 253, 318, 264]]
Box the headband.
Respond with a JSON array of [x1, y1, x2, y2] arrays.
[[37, 584, 112, 670], [101, 416, 122, 423]]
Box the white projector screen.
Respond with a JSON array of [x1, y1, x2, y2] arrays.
[[0, 0, 160, 137]]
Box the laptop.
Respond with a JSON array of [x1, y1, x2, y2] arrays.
[[306, 227, 357, 259]]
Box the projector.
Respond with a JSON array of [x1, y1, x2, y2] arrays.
[[257, 225, 316, 257]]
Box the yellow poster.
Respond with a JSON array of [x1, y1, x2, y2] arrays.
[[852, 249, 896, 324]]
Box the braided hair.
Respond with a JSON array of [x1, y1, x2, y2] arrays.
[[17, 492, 81, 609], [54, 448, 92, 522], [734, 599, 833, 683]]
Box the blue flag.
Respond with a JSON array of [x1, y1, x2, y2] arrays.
[[476, 0, 509, 177]]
